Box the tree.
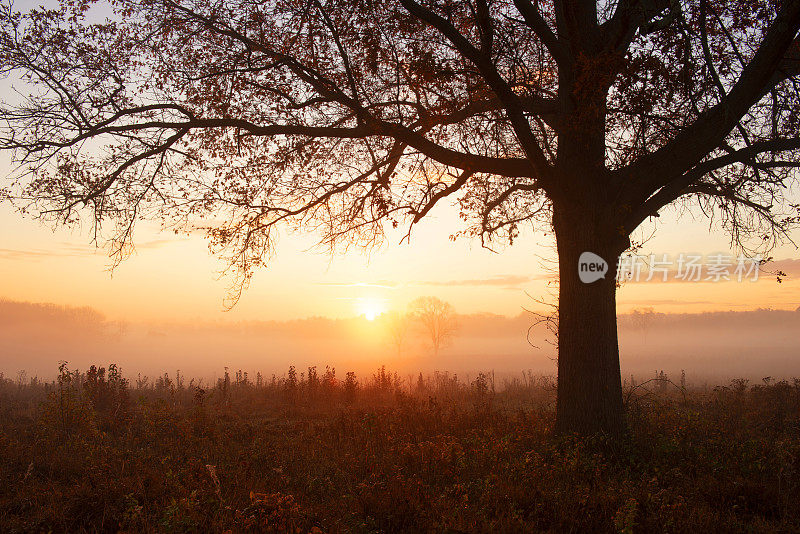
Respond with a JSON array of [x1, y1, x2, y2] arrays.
[[630, 306, 655, 343], [2, 0, 800, 435], [409, 296, 458, 357], [383, 310, 412, 357]]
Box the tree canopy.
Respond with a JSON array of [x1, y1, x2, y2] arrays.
[[2, 1, 798, 279]]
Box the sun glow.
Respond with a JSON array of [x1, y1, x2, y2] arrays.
[[357, 297, 386, 321]]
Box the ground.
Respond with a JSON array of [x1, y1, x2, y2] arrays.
[[0, 365, 798, 533]]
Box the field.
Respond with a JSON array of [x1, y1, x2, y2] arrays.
[[1, 364, 799, 533]]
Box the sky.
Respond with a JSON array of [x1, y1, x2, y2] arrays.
[[1, 186, 799, 323], [0, 3, 798, 325], [1, 2, 799, 384]]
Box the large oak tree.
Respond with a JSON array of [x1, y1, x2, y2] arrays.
[[2, 0, 800, 435]]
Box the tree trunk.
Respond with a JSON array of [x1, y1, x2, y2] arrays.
[[553, 206, 626, 437]]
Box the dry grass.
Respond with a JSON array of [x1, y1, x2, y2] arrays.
[[0, 364, 799, 533]]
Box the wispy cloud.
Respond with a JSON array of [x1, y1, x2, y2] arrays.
[[317, 274, 546, 290], [0, 247, 90, 260], [619, 299, 714, 306], [0, 237, 186, 261], [133, 238, 187, 250], [317, 281, 399, 289], [418, 274, 535, 288], [765, 258, 800, 278]]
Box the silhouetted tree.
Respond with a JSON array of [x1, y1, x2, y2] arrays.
[[384, 310, 412, 356], [2, 0, 800, 435], [630, 307, 655, 343], [410, 296, 458, 356]]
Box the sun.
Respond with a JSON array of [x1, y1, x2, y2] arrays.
[[357, 297, 386, 321]]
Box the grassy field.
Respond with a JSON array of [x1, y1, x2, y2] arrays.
[[0, 364, 799, 533]]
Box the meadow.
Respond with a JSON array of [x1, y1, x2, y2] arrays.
[[0, 363, 799, 533]]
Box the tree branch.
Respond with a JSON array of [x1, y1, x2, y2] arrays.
[[624, 137, 800, 233], [620, 1, 800, 209], [398, 0, 552, 181], [512, 0, 565, 63]]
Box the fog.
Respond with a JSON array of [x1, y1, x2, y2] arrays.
[[1, 298, 799, 386]]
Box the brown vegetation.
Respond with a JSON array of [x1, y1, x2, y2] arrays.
[[0, 363, 799, 532]]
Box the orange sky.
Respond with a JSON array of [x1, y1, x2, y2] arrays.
[[0, 16, 798, 323], [1, 185, 799, 322]]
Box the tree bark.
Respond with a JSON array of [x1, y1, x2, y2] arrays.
[[553, 205, 626, 437]]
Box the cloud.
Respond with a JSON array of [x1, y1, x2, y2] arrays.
[[317, 281, 399, 289], [316, 274, 542, 291], [619, 299, 714, 306], [131, 238, 187, 250], [418, 274, 535, 288], [0, 237, 183, 261], [0, 247, 88, 260], [764, 258, 800, 278]]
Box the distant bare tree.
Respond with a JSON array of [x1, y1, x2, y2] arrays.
[[384, 310, 412, 357], [410, 297, 458, 357], [630, 307, 656, 344]]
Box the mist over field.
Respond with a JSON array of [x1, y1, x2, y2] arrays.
[[2, 298, 799, 385]]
